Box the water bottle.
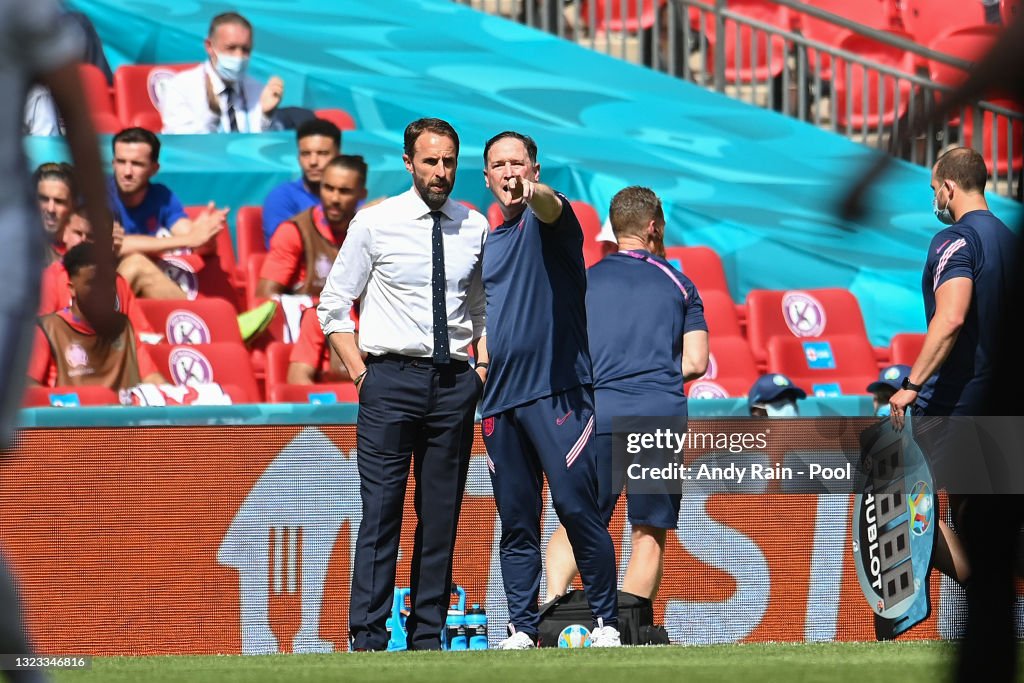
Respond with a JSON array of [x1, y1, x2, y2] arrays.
[[449, 611, 468, 651], [466, 604, 488, 650], [386, 587, 411, 651]]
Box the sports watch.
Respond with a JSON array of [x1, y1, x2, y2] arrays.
[[901, 376, 923, 392]]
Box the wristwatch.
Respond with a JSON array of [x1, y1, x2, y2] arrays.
[[901, 376, 923, 392]]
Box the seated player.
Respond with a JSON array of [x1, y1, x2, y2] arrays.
[[747, 373, 807, 417], [38, 210, 159, 344], [256, 154, 368, 300], [28, 243, 167, 390], [34, 161, 75, 264], [261, 118, 341, 246], [866, 364, 911, 417], [106, 127, 231, 302]]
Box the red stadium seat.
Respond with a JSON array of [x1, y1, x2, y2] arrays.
[[246, 253, 268, 309], [700, 290, 743, 339], [686, 377, 754, 400], [961, 99, 1024, 176], [183, 205, 237, 277], [265, 341, 292, 389], [928, 25, 1004, 128], [663, 245, 730, 295], [579, 0, 668, 32], [900, 0, 988, 48], [314, 108, 357, 131], [457, 200, 479, 212], [795, 0, 894, 80], [78, 63, 123, 134], [704, 336, 759, 387], [745, 288, 870, 365], [236, 206, 267, 265], [487, 202, 504, 229], [889, 332, 925, 365], [21, 385, 120, 407], [148, 342, 260, 402], [113, 63, 195, 133], [136, 298, 243, 346], [699, 0, 791, 84], [766, 334, 878, 395], [1005, 0, 1021, 24], [833, 30, 915, 131], [269, 383, 359, 404], [571, 200, 612, 267]]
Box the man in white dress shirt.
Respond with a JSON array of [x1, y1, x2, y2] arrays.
[[158, 12, 284, 134], [318, 117, 488, 651]]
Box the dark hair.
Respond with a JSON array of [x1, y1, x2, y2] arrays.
[[208, 11, 252, 39], [112, 127, 161, 163], [403, 118, 459, 159], [296, 118, 341, 147], [609, 186, 664, 240], [33, 161, 75, 196], [934, 147, 988, 193], [63, 242, 97, 278], [483, 131, 538, 165], [324, 154, 368, 185]]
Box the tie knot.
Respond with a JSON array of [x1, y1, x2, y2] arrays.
[[429, 210, 444, 226]]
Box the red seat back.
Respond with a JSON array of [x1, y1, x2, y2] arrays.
[[136, 298, 243, 345], [113, 63, 195, 132], [796, 0, 894, 79], [889, 332, 925, 365], [265, 341, 292, 389], [704, 336, 759, 386], [580, 0, 668, 32], [663, 245, 730, 295], [745, 288, 869, 363], [766, 334, 878, 395], [236, 206, 267, 263], [700, 290, 743, 339], [148, 342, 259, 402], [78, 63, 122, 133], [901, 0, 988, 46], [834, 30, 915, 129], [314, 108, 357, 131]]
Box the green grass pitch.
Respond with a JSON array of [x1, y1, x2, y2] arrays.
[[50, 642, 977, 683]]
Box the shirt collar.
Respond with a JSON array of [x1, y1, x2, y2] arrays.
[[401, 187, 455, 222], [203, 60, 232, 95]]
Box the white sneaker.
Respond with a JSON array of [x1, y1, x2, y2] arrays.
[[497, 625, 536, 650], [590, 617, 621, 647]]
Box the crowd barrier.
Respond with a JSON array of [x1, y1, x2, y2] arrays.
[[1, 408, 990, 654]]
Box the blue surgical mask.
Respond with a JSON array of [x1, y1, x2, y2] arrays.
[[876, 405, 891, 417], [932, 189, 954, 225], [213, 52, 248, 83], [765, 399, 798, 417]]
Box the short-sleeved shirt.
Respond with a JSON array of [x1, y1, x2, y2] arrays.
[[480, 196, 591, 417], [260, 204, 345, 293], [262, 178, 318, 247], [106, 176, 188, 237], [587, 250, 707, 435], [27, 309, 159, 386], [38, 260, 157, 341], [917, 209, 1017, 416]]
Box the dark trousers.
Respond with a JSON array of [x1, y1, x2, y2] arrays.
[[482, 385, 618, 636], [348, 355, 481, 651]]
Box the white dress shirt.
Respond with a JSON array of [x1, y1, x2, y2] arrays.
[[159, 61, 271, 134], [318, 188, 488, 361]]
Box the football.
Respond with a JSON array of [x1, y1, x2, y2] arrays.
[[557, 624, 592, 648]]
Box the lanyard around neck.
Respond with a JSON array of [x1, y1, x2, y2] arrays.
[[620, 250, 688, 300]]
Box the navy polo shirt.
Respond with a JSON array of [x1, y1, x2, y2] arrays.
[[480, 195, 592, 417], [917, 210, 1016, 415], [587, 250, 706, 434]]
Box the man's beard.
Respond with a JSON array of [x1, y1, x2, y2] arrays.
[[417, 178, 452, 210]]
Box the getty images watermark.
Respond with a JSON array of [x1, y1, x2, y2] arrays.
[[610, 416, 866, 494]]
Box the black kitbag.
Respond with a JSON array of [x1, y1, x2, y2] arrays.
[[537, 590, 670, 646]]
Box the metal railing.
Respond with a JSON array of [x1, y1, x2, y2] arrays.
[[457, 0, 1023, 200]]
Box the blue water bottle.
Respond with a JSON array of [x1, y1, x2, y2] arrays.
[[386, 587, 411, 651], [449, 611, 468, 651], [466, 604, 488, 650]]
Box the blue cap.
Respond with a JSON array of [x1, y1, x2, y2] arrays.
[[748, 373, 808, 407], [867, 364, 911, 394]]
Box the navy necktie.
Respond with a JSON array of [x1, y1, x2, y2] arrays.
[[224, 85, 239, 132], [430, 211, 450, 364]]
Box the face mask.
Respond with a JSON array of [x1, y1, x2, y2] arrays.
[[932, 188, 954, 225], [876, 405, 891, 417], [764, 399, 798, 417], [214, 52, 248, 83]]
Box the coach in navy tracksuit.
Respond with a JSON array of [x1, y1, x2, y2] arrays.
[[479, 131, 620, 649], [546, 186, 709, 603]]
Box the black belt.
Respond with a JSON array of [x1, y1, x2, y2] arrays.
[[369, 353, 470, 370]]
